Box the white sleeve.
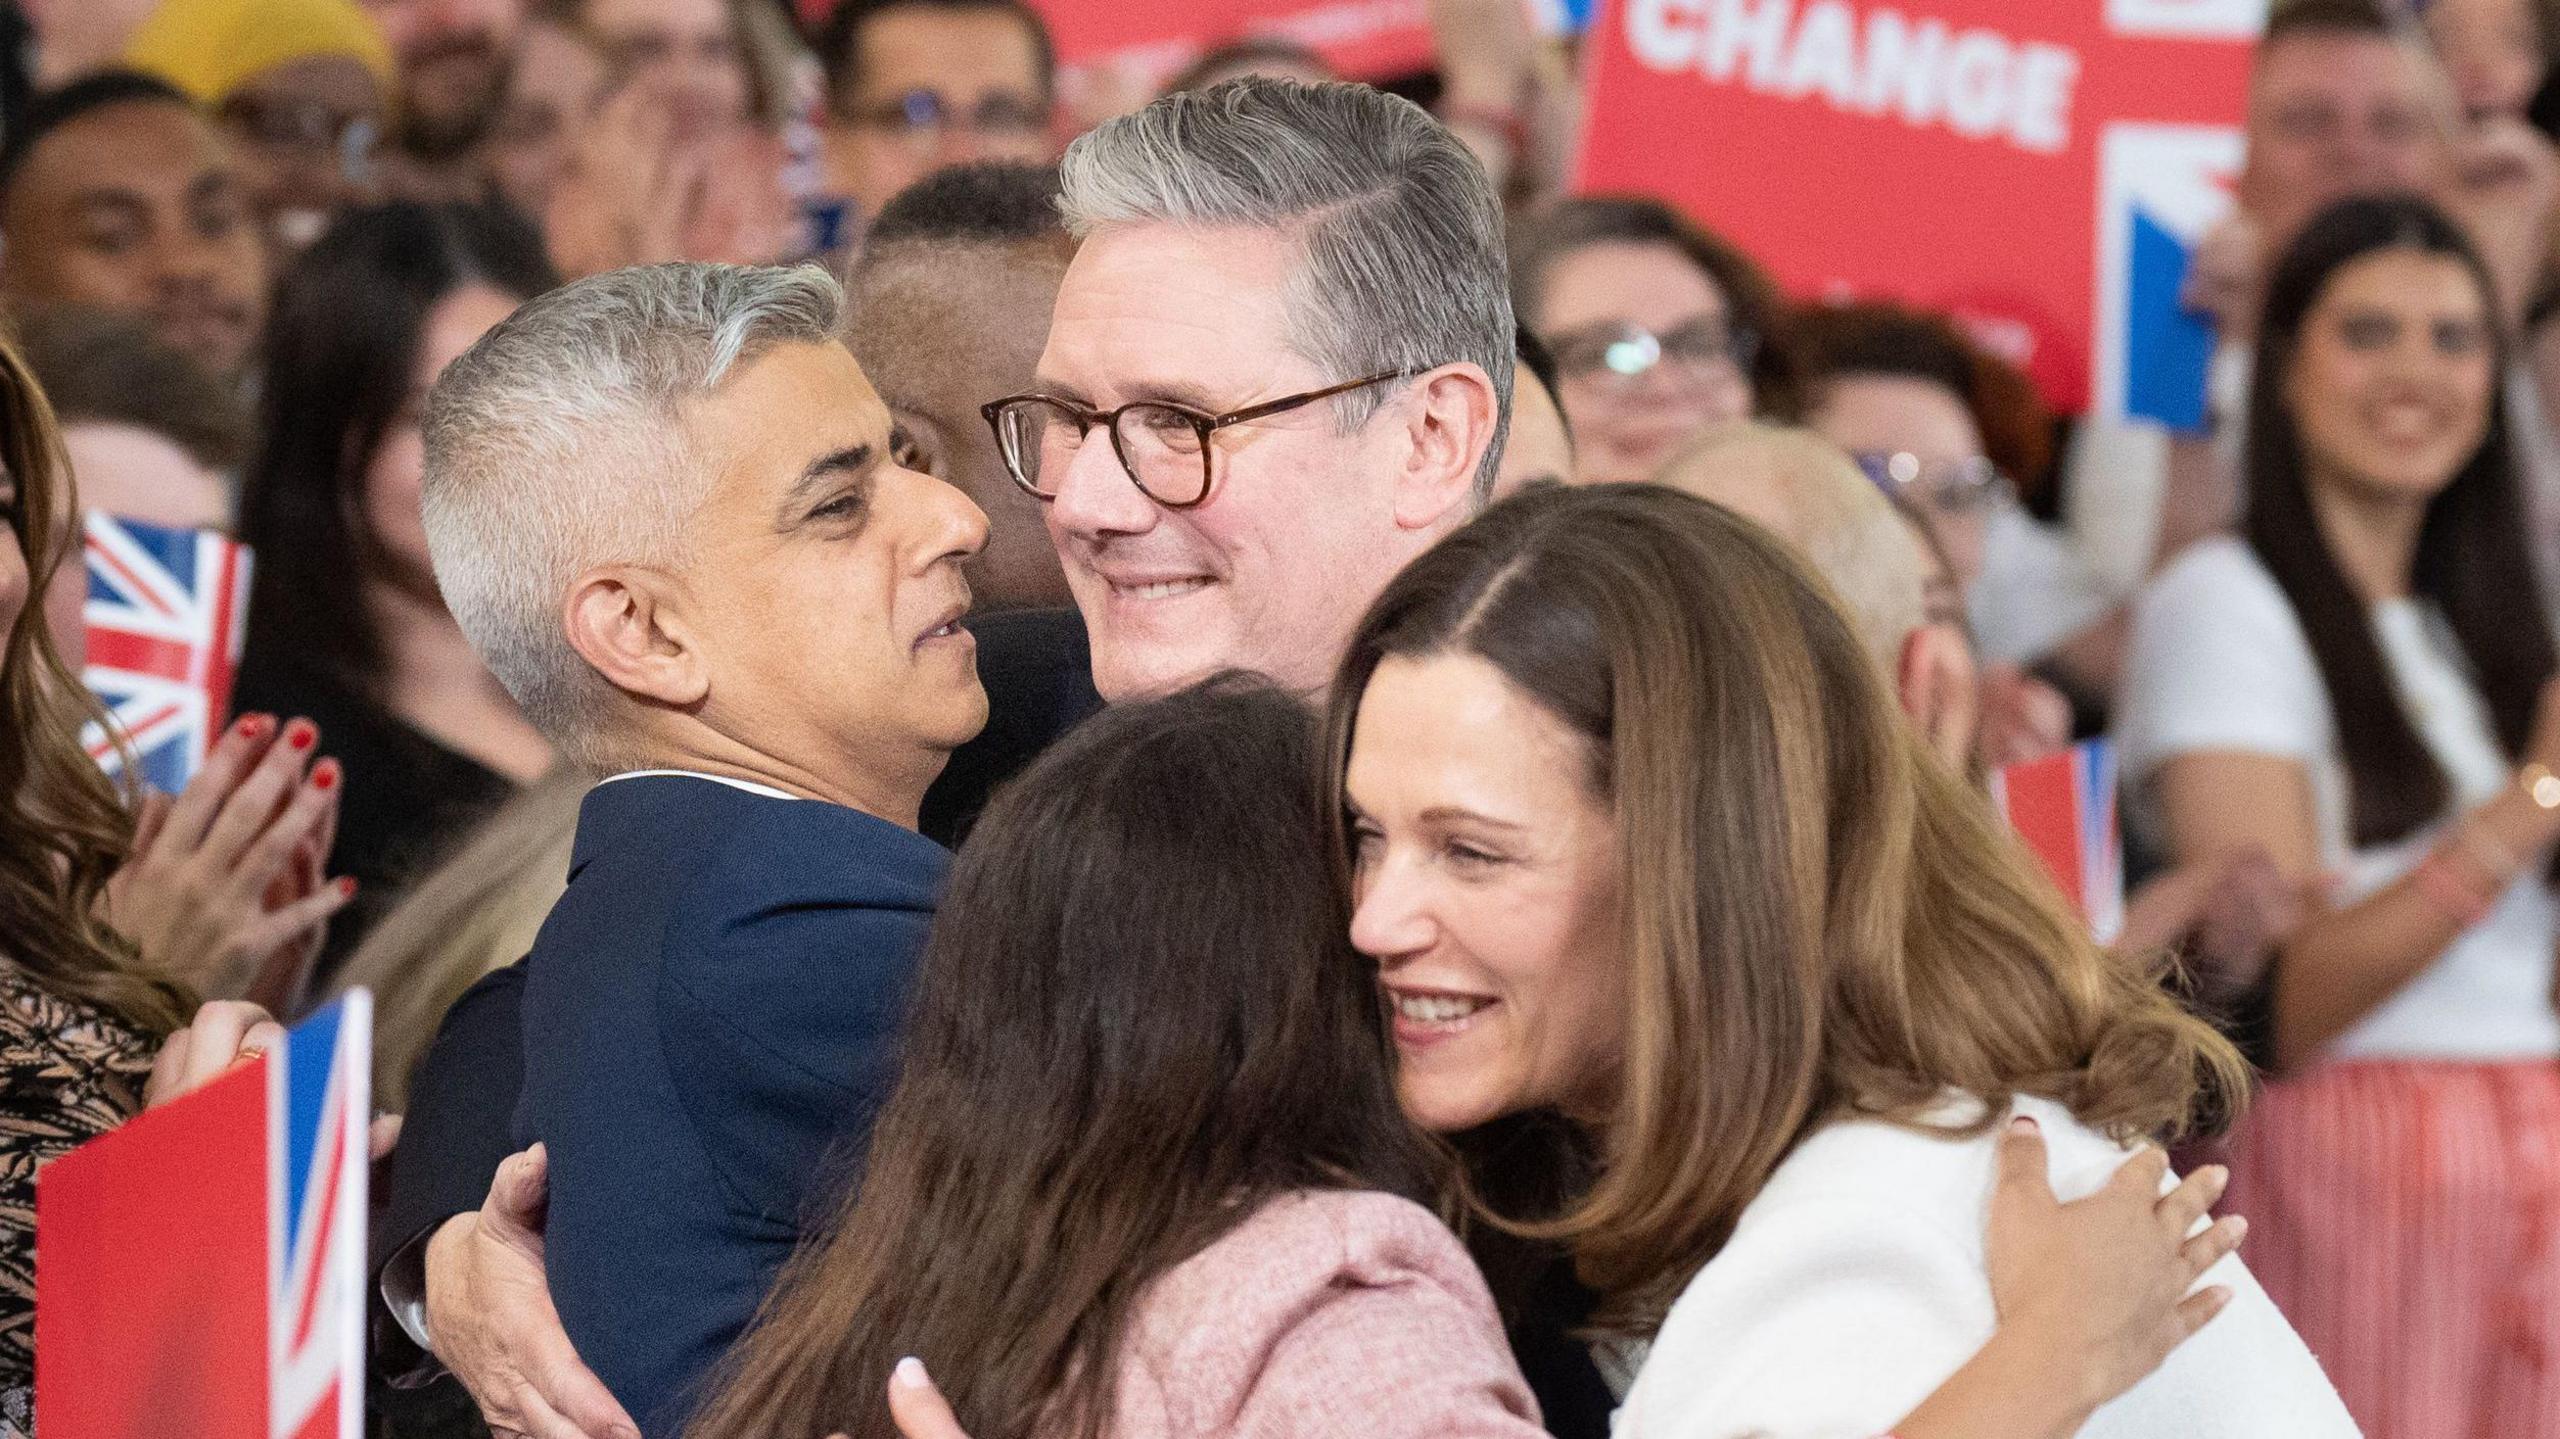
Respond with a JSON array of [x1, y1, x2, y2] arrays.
[[2113, 542, 2329, 793], [1970, 508, 2119, 664], [1617, 1197, 1990, 1439]]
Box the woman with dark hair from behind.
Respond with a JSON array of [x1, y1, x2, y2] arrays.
[[233, 201, 561, 984], [2119, 192, 2560, 1436], [690, 679, 1547, 1439], [1511, 195, 1799, 485]]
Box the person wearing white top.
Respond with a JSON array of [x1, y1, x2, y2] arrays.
[[1616, 1095, 2356, 1439], [1323, 483, 2282, 1439], [2115, 196, 2560, 1438]]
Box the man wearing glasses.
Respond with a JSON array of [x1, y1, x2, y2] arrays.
[[984, 76, 1511, 700], [815, 0, 1055, 230]]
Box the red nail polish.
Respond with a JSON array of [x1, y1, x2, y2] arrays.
[[286, 719, 316, 751], [313, 760, 339, 792], [335, 876, 357, 899], [238, 713, 272, 740]]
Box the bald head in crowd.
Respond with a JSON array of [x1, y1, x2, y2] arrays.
[[845, 161, 1074, 610], [1656, 422, 1978, 767]]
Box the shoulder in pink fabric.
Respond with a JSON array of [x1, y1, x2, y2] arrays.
[[1109, 1189, 1547, 1439]]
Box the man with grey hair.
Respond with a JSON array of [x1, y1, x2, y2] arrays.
[[991, 74, 1512, 699], [384, 260, 988, 1438]]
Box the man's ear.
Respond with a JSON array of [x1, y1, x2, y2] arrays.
[[561, 566, 710, 711], [1392, 362, 1500, 531], [1896, 623, 1980, 774]]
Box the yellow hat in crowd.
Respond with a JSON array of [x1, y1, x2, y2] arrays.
[[122, 0, 398, 107]]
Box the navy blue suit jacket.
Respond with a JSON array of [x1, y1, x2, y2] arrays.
[[513, 774, 945, 1434]]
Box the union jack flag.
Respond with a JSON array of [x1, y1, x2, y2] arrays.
[[1990, 740, 2127, 944], [35, 993, 372, 1439], [80, 511, 253, 794]]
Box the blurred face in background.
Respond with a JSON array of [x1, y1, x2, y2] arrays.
[[849, 239, 1074, 611], [1808, 373, 1996, 596], [2282, 247, 2498, 509], [583, 0, 749, 142], [61, 423, 230, 532], [364, 283, 523, 604], [2244, 30, 2452, 252], [2424, 0, 2548, 120], [826, 5, 1051, 219], [0, 100, 268, 381], [360, 0, 526, 160], [217, 56, 391, 252], [1534, 240, 1755, 486], [489, 19, 609, 219]]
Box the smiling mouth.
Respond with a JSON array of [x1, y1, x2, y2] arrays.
[[1111, 577, 1212, 602], [1388, 990, 1496, 1030]]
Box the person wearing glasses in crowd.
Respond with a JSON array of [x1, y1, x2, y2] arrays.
[[121, 0, 396, 255], [1509, 195, 1799, 486], [1794, 300, 2078, 771], [815, 0, 1053, 237]]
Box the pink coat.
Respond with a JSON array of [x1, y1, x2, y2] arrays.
[[1101, 1189, 1548, 1438]]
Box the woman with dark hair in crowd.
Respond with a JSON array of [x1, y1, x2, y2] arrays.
[[1792, 300, 2084, 768], [0, 325, 343, 1433], [707, 522, 2281, 1439], [2119, 193, 2560, 1436], [233, 201, 561, 984], [1510, 196, 1798, 485]]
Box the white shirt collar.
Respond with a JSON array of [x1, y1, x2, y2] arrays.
[[594, 768, 801, 802]]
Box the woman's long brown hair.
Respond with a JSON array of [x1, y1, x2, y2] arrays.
[[688, 679, 1436, 1439], [0, 329, 191, 1036], [1324, 483, 2250, 1334]]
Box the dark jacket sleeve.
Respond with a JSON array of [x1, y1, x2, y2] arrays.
[[379, 961, 531, 1265]]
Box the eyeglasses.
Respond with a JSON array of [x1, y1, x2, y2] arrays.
[[982, 371, 1413, 510], [1547, 319, 1758, 392], [1853, 451, 2014, 517], [217, 96, 381, 184], [839, 88, 1046, 144]]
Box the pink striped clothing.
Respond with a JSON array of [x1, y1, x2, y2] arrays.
[[1104, 1189, 1546, 1438], [2222, 1059, 2560, 1439]]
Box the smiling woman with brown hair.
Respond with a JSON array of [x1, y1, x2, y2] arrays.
[[1328, 482, 2349, 1438]]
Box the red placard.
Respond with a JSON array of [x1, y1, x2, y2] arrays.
[[1573, 0, 2262, 413], [1034, 0, 1440, 95]]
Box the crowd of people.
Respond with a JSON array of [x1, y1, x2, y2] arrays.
[[1, 0, 2558, 1436]]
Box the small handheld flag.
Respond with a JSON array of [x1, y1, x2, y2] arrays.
[[36, 993, 371, 1439], [80, 512, 253, 795], [1990, 740, 2128, 943]]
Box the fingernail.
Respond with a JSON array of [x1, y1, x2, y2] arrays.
[[334, 876, 357, 899], [894, 1356, 928, 1388], [2226, 1215, 2248, 1241], [237, 713, 272, 740], [312, 758, 340, 791], [2008, 1116, 2038, 1133], [285, 719, 316, 751]]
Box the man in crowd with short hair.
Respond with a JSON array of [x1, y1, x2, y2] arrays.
[[359, 0, 524, 199], [0, 72, 268, 383], [816, 0, 1055, 229], [845, 160, 1075, 612], [381, 76, 1539, 1439]]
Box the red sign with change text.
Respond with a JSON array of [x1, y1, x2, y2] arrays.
[[1033, 0, 1439, 94], [1574, 0, 2263, 414]]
